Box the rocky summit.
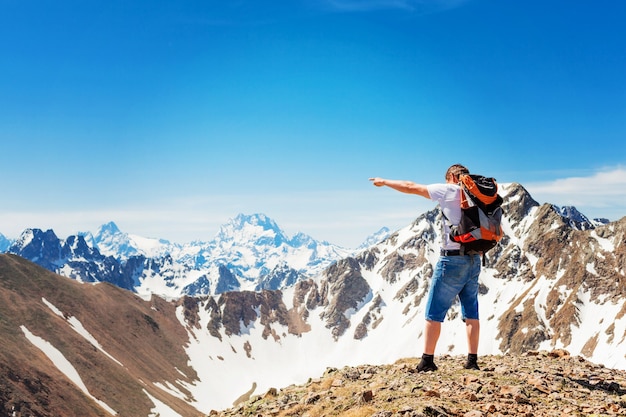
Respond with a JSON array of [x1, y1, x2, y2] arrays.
[[214, 350, 626, 417]]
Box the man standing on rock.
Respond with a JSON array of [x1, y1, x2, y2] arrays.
[[369, 164, 481, 372]]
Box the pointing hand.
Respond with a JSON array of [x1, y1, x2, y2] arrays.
[[369, 177, 385, 187]]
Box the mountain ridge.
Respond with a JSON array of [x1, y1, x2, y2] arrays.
[[3, 213, 364, 298], [0, 199, 609, 300]]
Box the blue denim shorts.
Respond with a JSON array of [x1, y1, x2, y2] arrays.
[[425, 254, 481, 322]]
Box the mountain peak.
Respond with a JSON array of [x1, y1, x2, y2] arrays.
[[554, 205, 595, 230], [556, 205, 587, 220], [358, 226, 391, 249], [92, 221, 138, 259], [216, 213, 288, 246], [0, 232, 12, 252], [231, 213, 280, 230], [95, 221, 122, 238]]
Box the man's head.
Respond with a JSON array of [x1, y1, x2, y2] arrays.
[[445, 164, 469, 183]]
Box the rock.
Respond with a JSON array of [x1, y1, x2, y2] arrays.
[[461, 392, 478, 401], [303, 393, 320, 404], [548, 348, 570, 358], [359, 390, 373, 402], [423, 389, 441, 398], [331, 378, 344, 387]]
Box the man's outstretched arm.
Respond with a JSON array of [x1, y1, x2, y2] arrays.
[[369, 177, 430, 199]]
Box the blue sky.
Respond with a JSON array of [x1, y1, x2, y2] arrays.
[[1, 0, 625, 248]]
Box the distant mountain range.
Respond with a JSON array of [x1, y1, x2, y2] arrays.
[[1, 183, 624, 416], [0, 213, 390, 298]]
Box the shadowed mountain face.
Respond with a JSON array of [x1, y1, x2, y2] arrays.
[[1, 183, 625, 415]]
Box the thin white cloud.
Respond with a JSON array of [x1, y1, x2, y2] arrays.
[[524, 166, 626, 220]]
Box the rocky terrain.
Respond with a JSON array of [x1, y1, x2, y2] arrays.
[[214, 350, 626, 417]]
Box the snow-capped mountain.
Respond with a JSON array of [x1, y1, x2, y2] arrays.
[[2, 205, 606, 300], [187, 213, 351, 278], [0, 232, 10, 252], [357, 226, 391, 249], [4, 213, 354, 298], [554, 205, 609, 230], [82, 221, 180, 260], [1, 182, 625, 416]]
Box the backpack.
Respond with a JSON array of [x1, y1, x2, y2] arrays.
[[448, 174, 504, 262]]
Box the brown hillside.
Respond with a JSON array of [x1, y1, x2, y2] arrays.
[[0, 254, 202, 417]]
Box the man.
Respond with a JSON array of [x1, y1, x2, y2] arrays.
[[369, 164, 481, 371]]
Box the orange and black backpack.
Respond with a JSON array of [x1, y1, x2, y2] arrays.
[[448, 174, 504, 263]]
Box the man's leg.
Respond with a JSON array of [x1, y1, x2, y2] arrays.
[[465, 318, 479, 354], [417, 319, 441, 372], [424, 319, 442, 355], [420, 255, 467, 372], [458, 255, 481, 370], [464, 318, 480, 370]]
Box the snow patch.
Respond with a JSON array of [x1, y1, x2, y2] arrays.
[[21, 326, 117, 415], [586, 262, 597, 276], [590, 230, 614, 252], [144, 389, 182, 417], [41, 298, 124, 367]]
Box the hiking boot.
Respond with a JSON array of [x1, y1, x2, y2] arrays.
[[416, 359, 438, 372], [464, 359, 480, 370]]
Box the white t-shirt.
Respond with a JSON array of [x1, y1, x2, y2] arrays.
[[427, 183, 462, 250]]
